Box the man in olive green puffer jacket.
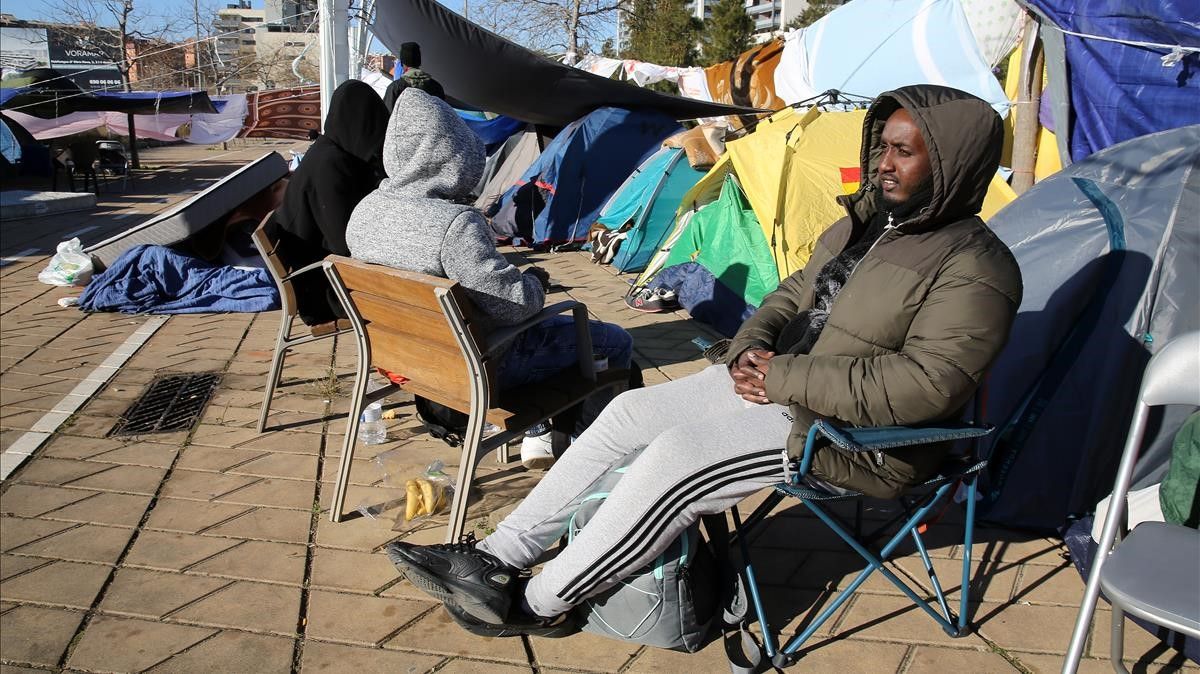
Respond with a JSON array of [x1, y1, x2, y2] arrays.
[[383, 84, 1024, 632], [728, 84, 1023, 497]]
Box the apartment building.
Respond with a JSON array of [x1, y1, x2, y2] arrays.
[[211, 0, 317, 92]]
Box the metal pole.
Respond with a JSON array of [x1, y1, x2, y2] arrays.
[[318, 0, 349, 128], [194, 0, 204, 90]]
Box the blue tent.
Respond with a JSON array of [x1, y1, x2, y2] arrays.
[[1023, 0, 1200, 161], [507, 107, 681, 245], [595, 147, 705, 273]]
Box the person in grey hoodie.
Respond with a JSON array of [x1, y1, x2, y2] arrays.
[[345, 88, 633, 467]]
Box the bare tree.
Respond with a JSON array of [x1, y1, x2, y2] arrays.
[[470, 0, 621, 62], [47, 0, 180, 167], [48, 0, 179, 92]]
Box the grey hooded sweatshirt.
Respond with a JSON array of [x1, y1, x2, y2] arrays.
[[346, 88, 545, 328]]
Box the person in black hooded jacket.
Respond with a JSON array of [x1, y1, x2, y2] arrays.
[[266, 79, 389, 326]]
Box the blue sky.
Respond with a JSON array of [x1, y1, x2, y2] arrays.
[[1, 0, 451, 50]]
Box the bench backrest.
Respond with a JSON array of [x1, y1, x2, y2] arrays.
[[325, 255, 488, 412], [252, 215, 298, 314]]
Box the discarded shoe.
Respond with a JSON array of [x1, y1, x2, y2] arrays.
[[385, 533, 518, 624], [625, 286, 679, 313]]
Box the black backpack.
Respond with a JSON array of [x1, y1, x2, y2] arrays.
[[414, 361, 644, 447]]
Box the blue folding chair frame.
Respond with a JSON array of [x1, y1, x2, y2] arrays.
[[732, 419, 993, 669]]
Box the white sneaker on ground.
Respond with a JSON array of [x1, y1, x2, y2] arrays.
[[520, 432, 556, 471]]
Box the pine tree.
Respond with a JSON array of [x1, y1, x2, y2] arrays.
[[786, 2, 836, 30], [625, 0, 703, 67], [702, 0, 754, 65]]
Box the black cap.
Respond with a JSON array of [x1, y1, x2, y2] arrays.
[[399, 42, 421, 68]]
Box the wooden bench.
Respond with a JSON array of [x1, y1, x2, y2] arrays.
[[323, 255, 629, 543], [252, 218, 352, 433]]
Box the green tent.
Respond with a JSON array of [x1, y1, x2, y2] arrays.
[[660, 174, 779, 308]]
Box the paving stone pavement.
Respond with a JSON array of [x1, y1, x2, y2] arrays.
[[2, 143, 1195, 673]]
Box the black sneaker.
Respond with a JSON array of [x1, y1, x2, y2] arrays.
[[385, 533, 518, 624], [443, 594, 578, 639]]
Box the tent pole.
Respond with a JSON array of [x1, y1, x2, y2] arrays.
[[1012, 17, 1043, 195], [127, 113, 140, 170]]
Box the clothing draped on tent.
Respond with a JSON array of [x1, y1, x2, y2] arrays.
[[1021, 0, 1200, 162], [705, 40, 786, 122], [79, 244, 280, 315], [370, 0, 759, 126], [774, 0, 1010, 115], [959, 0, 1026, 67], [979, 125, 1200, 532]]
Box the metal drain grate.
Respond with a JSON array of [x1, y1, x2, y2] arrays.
[[109, 373, 221, 437]]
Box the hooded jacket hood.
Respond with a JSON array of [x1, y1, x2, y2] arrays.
[[322, 79, 389, 165], [379, 87, 483, 201], [846, 85, 1003, 233]]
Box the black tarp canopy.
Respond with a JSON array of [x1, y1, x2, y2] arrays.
[[372, 0, 761, 127], [0, 69, 218, 119]]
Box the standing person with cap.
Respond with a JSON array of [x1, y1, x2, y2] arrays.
[[384, 42, 446, 111]]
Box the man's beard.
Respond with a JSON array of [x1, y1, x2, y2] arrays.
[[879, 178, 934, 219]]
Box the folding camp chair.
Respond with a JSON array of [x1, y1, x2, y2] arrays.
[[1062, 331, 1200, 674], [252, 215, 352, 432], [730, 413, 994, 669]]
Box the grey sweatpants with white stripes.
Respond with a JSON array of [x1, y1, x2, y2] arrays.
[[477, 364, 792, 618]]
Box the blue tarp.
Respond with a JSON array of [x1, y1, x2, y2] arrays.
[[79, 245, 279, 315], [510, 107, 681, 244], [456, 111, 525, 152], [1026, 0, 1200, 161]]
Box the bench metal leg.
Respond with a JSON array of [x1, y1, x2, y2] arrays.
[[257, 313, 292, 433], [328, 327, 370, 522]]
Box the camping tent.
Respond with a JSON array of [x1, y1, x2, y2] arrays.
[[979, 125, 1200, 532], [594, 146, 706, 273], [475, 129, 542, 211], [633, 104, 1017, 336], [1020, 0, 1200, 162], [495, 107, 681, 245], [774, 0, 1010, 114]]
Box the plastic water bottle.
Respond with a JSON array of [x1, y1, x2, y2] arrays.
[[358, 403, 387, 445]]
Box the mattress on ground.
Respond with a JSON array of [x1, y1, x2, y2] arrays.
[[85, 152, 289, 269]]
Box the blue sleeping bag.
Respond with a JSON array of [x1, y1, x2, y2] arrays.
[[80, 244, 279, 314]]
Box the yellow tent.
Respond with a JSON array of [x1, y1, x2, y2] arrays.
[[659, 106, 1017, 282]]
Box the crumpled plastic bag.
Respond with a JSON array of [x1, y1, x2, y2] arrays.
[[38, 238, 94, 287], [404, 460, 455, 522], [356, 456, 455, 523]]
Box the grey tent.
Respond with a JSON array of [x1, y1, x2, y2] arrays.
[[979, 125, 1200, 532], [474, 128, 542, 211], [372, 0, 760, 126]]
